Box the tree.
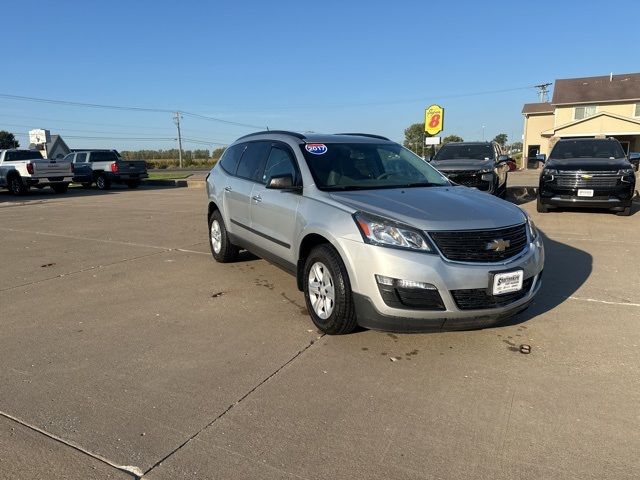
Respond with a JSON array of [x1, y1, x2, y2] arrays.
[[509, 141, 523, 152], [442, 134, 464, 144], [403, 122, 426, 156], [0, 131, 19, 149], [493, 133, 508, 146]]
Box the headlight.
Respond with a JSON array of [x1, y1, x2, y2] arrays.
[[478, 168, 493, 174], [354, 212, 434, 253], [618, 168, 634, 175], [525, 214, 539, 241]]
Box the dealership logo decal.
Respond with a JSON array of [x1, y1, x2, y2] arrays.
[[486, 239, 510, 252], [305, 144, 327, 155]]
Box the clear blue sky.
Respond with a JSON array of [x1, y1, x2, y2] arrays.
[[2, 0, 639, 151]]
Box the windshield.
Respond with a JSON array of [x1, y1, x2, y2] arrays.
[[549, 139, 626, 160], [300, 142, 450, 191], [433, 144, 493, 161]]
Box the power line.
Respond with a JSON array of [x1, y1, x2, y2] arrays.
[[0, 93, 265, 129]]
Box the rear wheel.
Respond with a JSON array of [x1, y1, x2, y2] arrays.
[[51, 183, 69, 194], [303, 244, 357, 335], [536, 196, 548, 213], [208, 210, 239, 262], [95, 174, 111, 190], [8, 175, 28, 196]]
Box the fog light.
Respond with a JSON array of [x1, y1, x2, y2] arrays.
[[481, 173, 493, 181], [375, 275, 436, 290]]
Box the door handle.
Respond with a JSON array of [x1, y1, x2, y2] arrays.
[[252, 194, 262, 203], [224, 186, 232, 192]]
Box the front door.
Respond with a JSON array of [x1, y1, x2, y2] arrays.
[[250, 144, 302, 266]]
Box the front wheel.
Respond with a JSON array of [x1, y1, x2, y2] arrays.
[[208, 210, 239, 262], [303, 244, 357, 335], [51, 183, 69, 194], [615, 206, 631, 216], [536, 196, 548, 213]]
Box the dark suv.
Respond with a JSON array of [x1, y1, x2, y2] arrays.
[[430, 141, 514, 197], [536, 138, 636, 216]]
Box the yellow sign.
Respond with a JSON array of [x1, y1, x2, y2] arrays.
[[424, 104, 444, 135]]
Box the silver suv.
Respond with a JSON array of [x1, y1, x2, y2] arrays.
[[206, 131, 544, 334]]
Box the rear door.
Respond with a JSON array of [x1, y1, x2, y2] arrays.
[[222, 141, 270, 243], [249, 143, 302, 265]]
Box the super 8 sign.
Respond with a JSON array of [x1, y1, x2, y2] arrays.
[[424, 104, 444, 135]]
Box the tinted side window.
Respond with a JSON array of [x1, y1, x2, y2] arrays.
[[75, 153, 86, 162], [90, 151, 118, 162], [262, 146, 298, 184], [236, 141, 270, 182], [219, 144, 245, 175], [5, 150, 43, 161]]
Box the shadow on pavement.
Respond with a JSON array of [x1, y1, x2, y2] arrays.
[[0, 183, 180, 203]]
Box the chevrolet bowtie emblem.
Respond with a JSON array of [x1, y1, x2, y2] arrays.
[[486, 239, 510, 252]]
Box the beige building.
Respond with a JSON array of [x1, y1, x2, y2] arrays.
[[522, 72, 640, 165]]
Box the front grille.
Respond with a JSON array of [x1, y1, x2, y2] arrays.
[[429, 224, 528, 263], [451, 277, 534, 310], [378, 284, 445, 311], [444, 171, 490, 189], [555, 171, 620, 189]]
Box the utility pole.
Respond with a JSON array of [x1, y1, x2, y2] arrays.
[[173, 111, 183, 168], [534, 83, 552, 103]]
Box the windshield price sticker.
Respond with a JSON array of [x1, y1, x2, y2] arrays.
[[492, 270, 524, 296], [305, 144, 327, 155]]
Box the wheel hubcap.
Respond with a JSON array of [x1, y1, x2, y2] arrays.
[[97, 177, 104, 188], [210, 220, 222, 254], [308, 262, 335, 319]]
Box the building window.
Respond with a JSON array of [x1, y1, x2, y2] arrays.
[[574, 105, 597, 120], [635, 103, 640, 117]]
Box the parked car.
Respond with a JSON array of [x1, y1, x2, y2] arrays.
[[206, 131, 544, 334], [64, 150, 148, 190], [0, 149, 73, 195], [429, 141, 515, 197], [536, 138, 636, 216]]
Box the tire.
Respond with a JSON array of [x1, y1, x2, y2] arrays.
[[536, 196, 548, 213], [8, 175, 28, 196], [126, 181, 140, 189], [303, 244, 357, 335], [95, 174, 111, 190], [208, 210, 239, 263], [51, 183, 69, 194], [615, 206, 631, 217]]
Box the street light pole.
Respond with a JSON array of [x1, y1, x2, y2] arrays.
[[173, 111, 183, 169]]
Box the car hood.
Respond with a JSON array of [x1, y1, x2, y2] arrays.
[[430, 159, 494, 171], [329, 186, 525, 231], [545, 158, 631, 171]]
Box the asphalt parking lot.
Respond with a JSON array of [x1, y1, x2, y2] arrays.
[[1, 179, 639, 479]]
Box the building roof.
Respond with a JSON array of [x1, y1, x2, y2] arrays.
[[522, 102, 554, 114], [552, 72, 640, 105]]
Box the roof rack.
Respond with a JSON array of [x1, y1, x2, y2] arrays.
[[236, 130, 306, 140], [335, 133, 391, 141]]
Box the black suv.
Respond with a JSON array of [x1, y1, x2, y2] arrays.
[[429, 141, 514, 197], [536, 138, 636, 216]]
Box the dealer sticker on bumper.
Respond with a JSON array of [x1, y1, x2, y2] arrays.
[[492, 270, 524, 296]]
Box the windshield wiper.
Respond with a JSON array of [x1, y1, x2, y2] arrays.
[[401, 182, 438, 188]]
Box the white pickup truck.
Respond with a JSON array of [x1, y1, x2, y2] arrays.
[[0, 149, 74, 195]]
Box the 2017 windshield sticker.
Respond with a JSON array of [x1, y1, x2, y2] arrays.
[[305, 144, 327, 155]]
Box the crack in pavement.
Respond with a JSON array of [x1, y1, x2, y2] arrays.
[[141, 334, 325, 478], [0, 410, 142, 479]]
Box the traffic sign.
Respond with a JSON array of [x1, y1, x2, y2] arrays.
[[424, 105, 444, 136]]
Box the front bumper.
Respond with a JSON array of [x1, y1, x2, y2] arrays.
[[336, 235, 544, 332], [539, 181, 635, 210]]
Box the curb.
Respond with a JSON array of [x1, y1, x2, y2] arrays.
[[143, 179, 205, 189]]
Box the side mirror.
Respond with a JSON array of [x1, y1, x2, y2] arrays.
[[629, 152, 640, 161], [536, 153, 546, 162], [266, 174, 300, 190], [497, 155, 510, 163]]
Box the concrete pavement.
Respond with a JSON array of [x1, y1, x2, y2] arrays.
[[0, 184, 638, 479]]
